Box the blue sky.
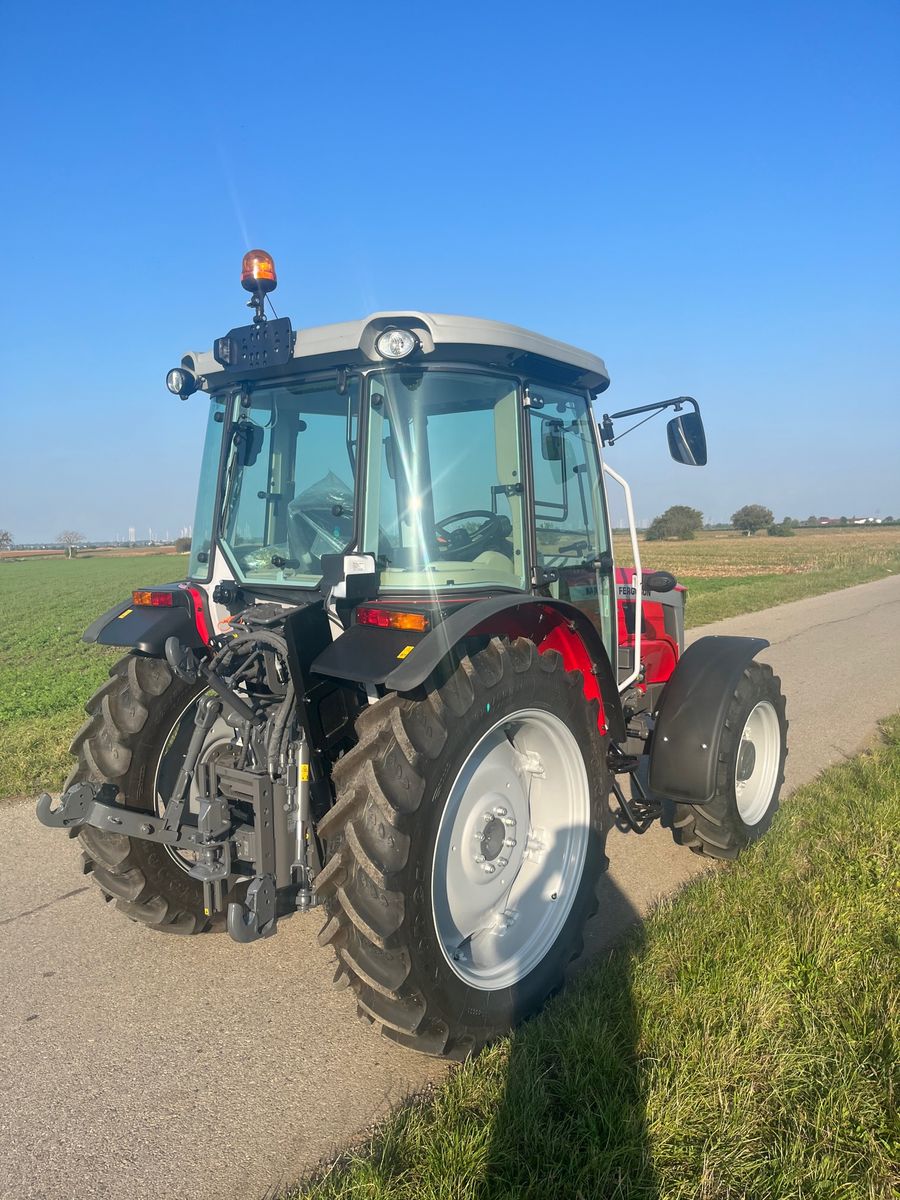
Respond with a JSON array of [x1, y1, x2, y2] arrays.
[[2, 0, 898, 541]]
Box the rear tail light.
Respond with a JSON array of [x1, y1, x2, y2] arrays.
[[355, 606, 429, 633], [132, 590, 174, 607]]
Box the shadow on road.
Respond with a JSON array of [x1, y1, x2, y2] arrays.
[[472, 834, 658, 1199]]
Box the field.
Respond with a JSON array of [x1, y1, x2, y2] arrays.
[[0, 528, 898, 799], [294, 717, 900, 1200], [0, 554, 187, 798]]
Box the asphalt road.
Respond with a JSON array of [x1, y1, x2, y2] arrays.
[[2, 575, 899, 1200]]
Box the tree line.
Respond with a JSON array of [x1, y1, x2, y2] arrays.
[[646, 506, 898, 541]]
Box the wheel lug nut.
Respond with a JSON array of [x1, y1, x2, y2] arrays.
[[474, 854, 485, 863], [493, 806, 507, 816], [504, 838, 516, 847], [504, 818, 515, 827], [497, 857, 508, 868], [483, 864, 496, 874]]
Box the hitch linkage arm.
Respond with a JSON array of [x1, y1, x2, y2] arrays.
[[35, 782, 232, 854]]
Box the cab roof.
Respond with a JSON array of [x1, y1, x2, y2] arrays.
[[183, 311, 610, 395]]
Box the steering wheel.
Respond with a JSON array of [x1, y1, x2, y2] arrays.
[[434, 509, 513, 558]]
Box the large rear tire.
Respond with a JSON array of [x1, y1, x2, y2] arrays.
[[670, 660, 788, 860], [316, 637, 612, 1058], [68, 654, 238, 934]]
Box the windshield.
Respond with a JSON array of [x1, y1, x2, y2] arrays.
[[219, 377, 360, 586], [361, 370, 527, 590]]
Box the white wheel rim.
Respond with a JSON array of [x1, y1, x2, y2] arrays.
[[432, 707, 592, 991], [152, 694, 237, 873], [734, 700, 781, 826]]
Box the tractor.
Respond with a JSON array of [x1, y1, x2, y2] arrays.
[[37, 251, 788, 1058]]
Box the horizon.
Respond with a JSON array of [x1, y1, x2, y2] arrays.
[[5, 513, 898, 549]]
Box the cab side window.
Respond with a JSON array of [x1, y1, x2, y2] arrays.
[[528, 385, 615, 661]]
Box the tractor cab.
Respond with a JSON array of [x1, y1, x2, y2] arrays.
[[175, 251, 701, 696]]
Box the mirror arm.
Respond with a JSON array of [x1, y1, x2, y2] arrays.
[[601, 397, 698, 446], [606, 396, 697, 423]]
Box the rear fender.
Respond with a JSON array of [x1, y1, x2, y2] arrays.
[[648, 635, 769, 803], [377, 595, 625, 741], [82, 584, 211, 656]]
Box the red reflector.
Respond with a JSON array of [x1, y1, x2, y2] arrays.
[[186, 586, 211, 644], [132, 590, 174, 607], [355, 606, 429, 633]]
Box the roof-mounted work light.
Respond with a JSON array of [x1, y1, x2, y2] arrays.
[[166, 366, 198, 399], [376, 328, 417, 360]]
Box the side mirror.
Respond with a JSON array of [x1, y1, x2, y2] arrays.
[[667, 410, 707, 466]]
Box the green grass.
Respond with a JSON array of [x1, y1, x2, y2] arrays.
[[0, 555, 187, 797], [682, 563, 897, 627], [292, 719, 900, 1200]]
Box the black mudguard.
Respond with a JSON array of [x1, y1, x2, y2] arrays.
[[311, 623, 428, 686], [648, 635, 769, 803], [311, 594, 625, 742], [82, 587, 206, 656]]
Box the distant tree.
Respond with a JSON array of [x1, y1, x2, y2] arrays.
[[805, 514, 818, 527], [731, 504, 774, 535], [646, 505, 704, 541], [767, 519, 796, 537], [0, 530, 12, 552], [174, 536, 192, 554], [57, 530, 85, 559]]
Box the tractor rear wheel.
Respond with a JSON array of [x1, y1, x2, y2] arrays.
[[67, 653, 242, 933], [316, 637, 612, 1058], [670, 660, 788, 860]]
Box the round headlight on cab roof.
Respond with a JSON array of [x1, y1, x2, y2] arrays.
[[376, 328, 418, 360], [166, 367, 198, 398]]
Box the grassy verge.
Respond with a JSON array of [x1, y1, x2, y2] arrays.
[[683, 562, 897, 627], [0, 555, 186, 797], [292, 718, 900, 1200]]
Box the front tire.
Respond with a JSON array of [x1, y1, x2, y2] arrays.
[[316, 638, 612, 1058], [670, 660, 788, 860]]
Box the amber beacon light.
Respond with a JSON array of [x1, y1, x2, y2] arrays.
[[241, 249, 277, 294]]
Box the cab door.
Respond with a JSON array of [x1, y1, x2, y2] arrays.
[[526, 385, 617, 667]]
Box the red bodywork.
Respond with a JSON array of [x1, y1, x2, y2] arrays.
[[614, 567, 682, 688]]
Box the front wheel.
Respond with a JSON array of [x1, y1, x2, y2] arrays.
[[315, 637, 612, 1058], [670, 660, 788, 860]]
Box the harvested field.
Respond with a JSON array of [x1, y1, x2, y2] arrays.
[[618, 525, 900, 577]]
